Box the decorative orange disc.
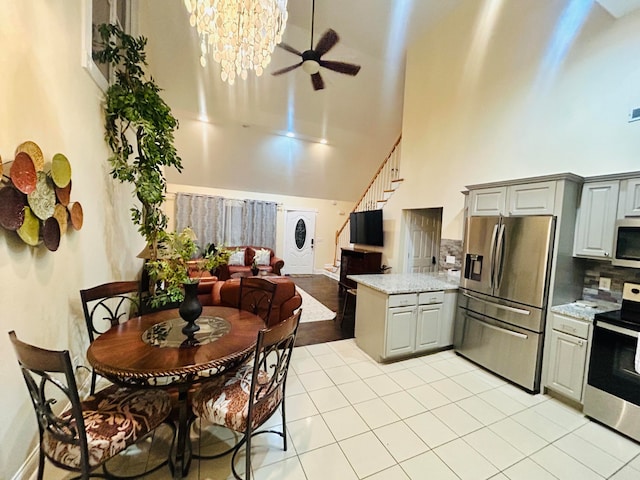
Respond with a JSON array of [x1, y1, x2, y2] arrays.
[[68, 202, 84, 230], [10, 152, 37, 194]]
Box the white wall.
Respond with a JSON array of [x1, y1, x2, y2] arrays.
[[165, 184, 354, 271], [0, 2, 143, 476], [383, 0, 640, 269]]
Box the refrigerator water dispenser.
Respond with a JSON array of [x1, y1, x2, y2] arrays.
[[464, 254, 483, 281]]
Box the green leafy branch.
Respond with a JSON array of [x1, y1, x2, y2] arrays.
[[93, 23, 182, 255]]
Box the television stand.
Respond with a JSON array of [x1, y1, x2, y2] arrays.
[[339, 248, 382, 294]]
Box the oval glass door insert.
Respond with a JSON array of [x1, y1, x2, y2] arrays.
[[295, 219, 306, 250]]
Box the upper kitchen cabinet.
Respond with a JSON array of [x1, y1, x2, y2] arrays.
[[469, 186, 506, 216], [573, 180, 619, 259], [618, 178, 640, 217], [467, 175, 581, 217], [508, 181, 557, 216]]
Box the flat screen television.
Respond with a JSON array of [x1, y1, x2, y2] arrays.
[[349, 209, 384, 246]]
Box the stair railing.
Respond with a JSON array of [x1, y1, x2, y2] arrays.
[[333, 135, 402, 266]]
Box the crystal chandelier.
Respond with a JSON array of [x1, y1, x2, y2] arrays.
[[184, 0, 288, 85]]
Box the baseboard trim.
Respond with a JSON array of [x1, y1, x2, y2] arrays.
[[317, 268, 339, 281]]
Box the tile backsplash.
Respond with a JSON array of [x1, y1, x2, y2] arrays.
[[439, 239, 462, 271], [581, 259, 640, 303]]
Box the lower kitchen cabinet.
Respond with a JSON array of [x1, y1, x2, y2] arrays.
[[386, 305, 416, 357], [355, 285, 456, 362], [545, 313, 590, 402], [416, 304, 441, 352]]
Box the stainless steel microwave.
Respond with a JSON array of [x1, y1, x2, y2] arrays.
[[612, 219, 640, 267]]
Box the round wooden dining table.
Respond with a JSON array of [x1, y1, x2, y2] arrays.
[[87, 306, 265, 479]]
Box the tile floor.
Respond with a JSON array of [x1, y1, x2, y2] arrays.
[[47, 340, 640, 480]]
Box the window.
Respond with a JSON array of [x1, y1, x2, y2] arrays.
[[82, 0, 133, 91]]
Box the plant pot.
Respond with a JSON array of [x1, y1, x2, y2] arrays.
[[179, 281, 202, 336], [251, 266, 260, 276]]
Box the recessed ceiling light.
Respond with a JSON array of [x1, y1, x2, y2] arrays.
[[286, 132, 295, 138], [320, 138, 328, 144]]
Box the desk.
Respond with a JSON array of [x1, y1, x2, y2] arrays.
[[87, 306, 264, 479]]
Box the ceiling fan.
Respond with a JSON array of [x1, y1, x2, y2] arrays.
[[271, 0, 361, 90]]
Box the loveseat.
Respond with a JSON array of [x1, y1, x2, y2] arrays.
[[200, 277, 301, 327], [216, 246, 284, 280]]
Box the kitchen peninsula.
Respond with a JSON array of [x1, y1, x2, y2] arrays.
[[348, 273, 459, 362]]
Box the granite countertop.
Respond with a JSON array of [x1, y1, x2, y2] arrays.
[[347, 272, 460, 295], [550, 300, 621, 322]]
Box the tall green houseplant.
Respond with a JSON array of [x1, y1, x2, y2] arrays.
[[93, 23, 182, 258]]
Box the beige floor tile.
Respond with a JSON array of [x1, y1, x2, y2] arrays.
[[339, 431, 397, 478]]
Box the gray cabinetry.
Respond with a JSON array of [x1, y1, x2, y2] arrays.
[[546, 313, 590, 403], [618, 177, 640, 217], [469, 187, 506, 216], [573, 181, 619, 259], [355, 285, 456, 362], [507, 181, 556, 216], [469, 181, 556, 217]]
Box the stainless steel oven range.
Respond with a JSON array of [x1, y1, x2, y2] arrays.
[[584, 283, 640, 442]]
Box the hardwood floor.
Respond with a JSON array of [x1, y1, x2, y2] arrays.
[[289, 274, 355, 347]]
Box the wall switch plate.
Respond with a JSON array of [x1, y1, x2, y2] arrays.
[[445, 255, 456, 264], [599, 277, 611, 291]]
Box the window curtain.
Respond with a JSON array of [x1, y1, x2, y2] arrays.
[[175, 193, 277, 251]]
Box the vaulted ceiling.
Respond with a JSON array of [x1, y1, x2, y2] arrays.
[[137, 0, 638, 201], [137, 0, 461, 201]]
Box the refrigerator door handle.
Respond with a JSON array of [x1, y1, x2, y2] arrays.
[[489, 224, 499, 288], [495, 224, 506, 289], [479, 319, 529, 340], [462, 292, 531, 315]]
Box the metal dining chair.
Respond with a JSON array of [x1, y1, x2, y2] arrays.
[[80, 280, 140, 394], [238, 276, 278, 324], [9, 330, 173, 480], [190, 309, 302, 479]]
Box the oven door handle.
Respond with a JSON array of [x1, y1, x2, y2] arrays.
[[597, 321, 640, 338], [462, 292, 531, 316]]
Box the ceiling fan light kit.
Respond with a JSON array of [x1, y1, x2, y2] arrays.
[[184, 0, 289, 84], [271, 0, 361, 90]]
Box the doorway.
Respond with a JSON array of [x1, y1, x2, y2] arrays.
[[403, 208, 442, 273], [283, 209, 317, 275]]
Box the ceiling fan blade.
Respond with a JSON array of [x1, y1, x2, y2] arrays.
[[271, 62, 303, 75], [311, 72, 325, 90], [314, 29, 339, 57], [319, 60, 361, 76], [277, 42, 303, 57]]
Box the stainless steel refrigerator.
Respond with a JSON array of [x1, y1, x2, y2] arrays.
[[453, 215, 556, 392]]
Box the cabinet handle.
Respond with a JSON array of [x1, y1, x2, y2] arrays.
[[604, 252, 609, 257], [577, 340, 584, 347], [562, 325, 577, 333]]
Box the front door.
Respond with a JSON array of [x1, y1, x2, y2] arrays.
[[283, 209, 316, 275]]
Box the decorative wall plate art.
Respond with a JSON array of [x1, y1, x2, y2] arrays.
[[28, 172, 56, 220], [51, 153, 71, 188], [55, 179, 71, 206], [42, 217, 61, 251], [0, 140, 82, 250], [10, 152, 37, 194], [68, 202, 84, 231], [53, 203, 68, 234], [17, 206, 40, 246], [0, 186, 26, 231], [16, 141, 44, 171]]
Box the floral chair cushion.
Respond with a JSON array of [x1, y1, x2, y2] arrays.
[[192, 363, 282, 433], [43, 385, 171, 469]]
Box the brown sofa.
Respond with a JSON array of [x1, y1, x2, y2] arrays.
[[203, 277, 301, 327], [216, 246, 284, 280]]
